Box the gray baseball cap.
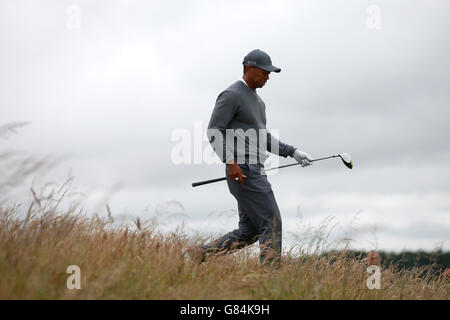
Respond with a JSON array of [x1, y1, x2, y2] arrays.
[[242, 49, 281, 73]]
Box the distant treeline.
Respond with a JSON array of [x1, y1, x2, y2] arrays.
[[324, 249, 450, 272]]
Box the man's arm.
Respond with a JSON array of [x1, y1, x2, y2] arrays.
[[267, 131, 296, 158], [267, 131, 313, 167], [207, 90, 238, 164], [207, 90, 247, 184]]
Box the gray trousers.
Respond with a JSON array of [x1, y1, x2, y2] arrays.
[[201, 163, 282, 265]]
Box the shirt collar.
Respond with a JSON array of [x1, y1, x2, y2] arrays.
[[240, 78, 249, 87]]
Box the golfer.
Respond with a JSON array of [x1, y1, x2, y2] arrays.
[[195, 49, 313, 266]]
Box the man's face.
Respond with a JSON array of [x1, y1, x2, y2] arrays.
[[246, 66, 270, 88]]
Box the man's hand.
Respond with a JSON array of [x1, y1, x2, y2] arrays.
[[227, 160, 247, 185], [293, 149, 313, 167]]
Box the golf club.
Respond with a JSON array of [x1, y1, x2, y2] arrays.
[[192, 153, 353, 187]]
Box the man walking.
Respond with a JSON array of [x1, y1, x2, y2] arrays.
[[195, 49, 313, 266]]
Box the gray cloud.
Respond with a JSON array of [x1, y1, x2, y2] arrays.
[[1, 0, 449, 252]]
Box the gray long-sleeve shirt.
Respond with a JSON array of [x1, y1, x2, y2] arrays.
[[207, 80, 296, 165]]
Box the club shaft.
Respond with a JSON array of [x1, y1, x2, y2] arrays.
[[192, 176, 227, 187], [191, 155, 340, 187], [267, 155, 338, 171]]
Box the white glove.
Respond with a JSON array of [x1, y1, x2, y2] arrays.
[[293, 149, 313, 167]]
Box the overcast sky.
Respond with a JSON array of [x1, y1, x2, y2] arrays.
[[1, 0, 449, 253]]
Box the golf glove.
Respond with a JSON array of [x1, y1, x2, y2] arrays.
[[293, 149, 313, 167]]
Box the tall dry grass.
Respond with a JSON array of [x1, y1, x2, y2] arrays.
[[0, 122, 448, 299], [0, 186, 448, 299]]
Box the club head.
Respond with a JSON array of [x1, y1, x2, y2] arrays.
[[339, 153, 353, 169]]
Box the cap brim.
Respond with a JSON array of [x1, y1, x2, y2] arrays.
[[260, 65, 281, 73]]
